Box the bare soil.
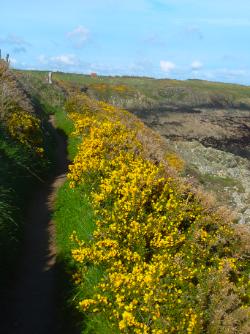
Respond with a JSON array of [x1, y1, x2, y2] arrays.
[[1, 116, 68, 334]]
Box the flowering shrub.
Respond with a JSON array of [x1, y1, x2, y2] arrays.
[[6, 110, 44, 155], [165, 153, 185, 172], [0, 60, 44, 155], [66, 94, 249, 333], [89, 83, 132, 94]]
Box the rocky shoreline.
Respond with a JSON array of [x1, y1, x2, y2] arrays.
[[135, 107, 250, 224], [170, 140, 250, 224]]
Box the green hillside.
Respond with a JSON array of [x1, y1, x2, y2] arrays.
[[16, 69, 250, 111]]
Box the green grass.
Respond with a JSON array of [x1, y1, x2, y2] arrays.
[[51, 71, 250, 106], [54, 182, 95, 258], [83, 314, 119, 334], [54, 108, 74, 135], [185, 164, 245, 197], [199, 173, 245, 192], [54, 108, 81, 160], [15, 70, 66, 114]]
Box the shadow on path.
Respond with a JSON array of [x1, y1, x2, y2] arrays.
[[1, 116, 69, 334]]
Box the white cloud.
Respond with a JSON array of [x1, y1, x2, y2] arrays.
[[160, 60, 176, 73], [37, 54, 81, 70], [191, 60, 203, 70], [51, 54, 78, 66], [187, 67, 250, 85], [67, 25, 90, 47]]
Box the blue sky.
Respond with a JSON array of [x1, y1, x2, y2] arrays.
[[1, 0, 250, 84]]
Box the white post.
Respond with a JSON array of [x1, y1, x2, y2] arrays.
[[48, 71, 52, 84]]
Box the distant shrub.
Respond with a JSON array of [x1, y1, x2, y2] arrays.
[[89, 83, 131, 94], [165, 152, 185, 172]]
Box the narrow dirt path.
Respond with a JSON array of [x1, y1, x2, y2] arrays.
[[2, 116, 68, 334]]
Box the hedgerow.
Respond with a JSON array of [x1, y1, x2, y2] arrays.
[[65, 94, 249, 333], [0, 61, 53, 282]]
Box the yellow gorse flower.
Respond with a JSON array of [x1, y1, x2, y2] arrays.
[[6, 111, 44, 154], [65, 94, 248, 333]]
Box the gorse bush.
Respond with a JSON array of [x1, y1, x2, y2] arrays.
[[65, 94, 249, 333], [165, 153, 185, 173], [0, 60, 45, 155]]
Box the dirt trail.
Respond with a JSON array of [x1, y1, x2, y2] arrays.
[[2, 116, 68, 334]]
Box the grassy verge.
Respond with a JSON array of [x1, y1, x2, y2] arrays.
[[54, 109, 98, 333], [55, 182, 95, 258], [54, 181, 95, 333], [54, 108, 81, 160]]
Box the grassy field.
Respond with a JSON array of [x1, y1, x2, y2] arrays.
[[16, 69, 250, 110]]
